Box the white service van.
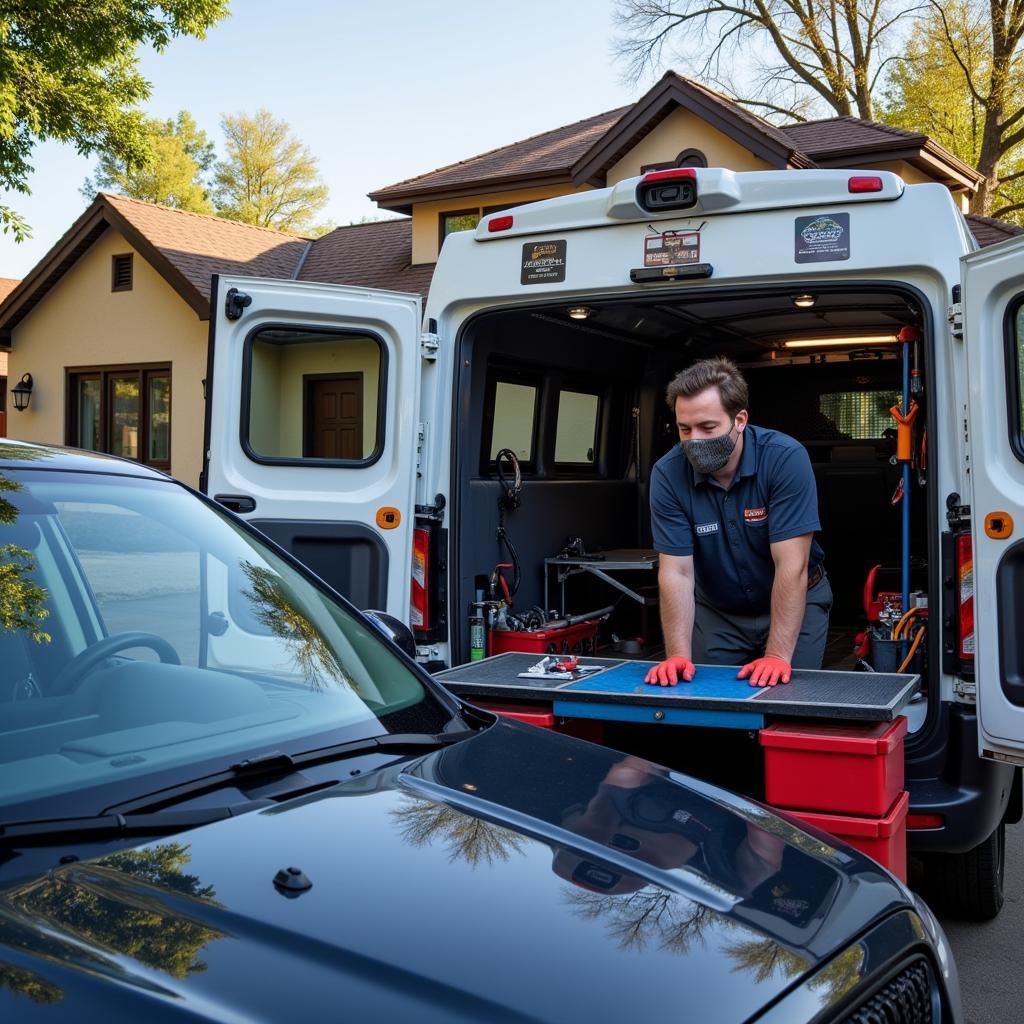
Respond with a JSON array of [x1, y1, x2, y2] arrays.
[[202, 167, 1023, 918]]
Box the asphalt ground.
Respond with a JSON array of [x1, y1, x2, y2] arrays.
[[937, 820, 1023, 1024]]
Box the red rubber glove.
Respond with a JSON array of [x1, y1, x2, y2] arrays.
[[644, 656, 696, 686], [738, 656, 792, 687]]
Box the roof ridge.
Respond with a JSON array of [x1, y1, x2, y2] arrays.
[[374, 105, 631, 193], [98, 192, 308, 240]]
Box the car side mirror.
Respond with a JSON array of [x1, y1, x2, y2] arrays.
[[363, 609, 416, 658]]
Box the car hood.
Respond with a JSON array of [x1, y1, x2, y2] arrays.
[[0, 720, 908, 1022]]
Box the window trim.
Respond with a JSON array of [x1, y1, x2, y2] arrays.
[[438, 208, 482, 250], [240, 323, 388, 469], [111, 253, 134, 292], [1004, 295, 1024, 462], [65, 363, 171, 469]]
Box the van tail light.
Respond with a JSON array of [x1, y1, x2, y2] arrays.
[[956, 532, 975, 661], [488, 215, 514, 232], [636, 167, 698, 212], [411, 527, 431, 630], [848, 176, 884, 193]]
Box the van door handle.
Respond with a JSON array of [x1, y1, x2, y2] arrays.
[[214, 494, 256, 514]]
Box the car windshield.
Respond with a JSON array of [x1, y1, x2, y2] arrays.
[[0, 467, 450, 818]]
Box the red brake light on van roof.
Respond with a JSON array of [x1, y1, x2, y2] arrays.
[[848, 176, 884, 193], [640, 167, 697, 183], [488, 215, 514, 232]]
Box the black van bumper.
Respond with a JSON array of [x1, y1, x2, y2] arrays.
[[906, 702, 1020, 854]]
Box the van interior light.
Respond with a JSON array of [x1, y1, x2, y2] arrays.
[[792, 293, 816, 308], [783, 334, 898, 349], [567, 306, 593, 320]]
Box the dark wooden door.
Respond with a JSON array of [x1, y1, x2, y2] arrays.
[[307, 375, 362, 459]]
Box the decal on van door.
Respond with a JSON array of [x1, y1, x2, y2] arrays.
[[795, 213, 850, 263], [521, 240, 567, 284], [644, 231, 700, 268]]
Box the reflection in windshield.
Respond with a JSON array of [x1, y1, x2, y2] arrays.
[[239, 560, 361, 694], [7, 843, 222, 981], [0, 962, 63, 1005], [391, 794, 526, 866], [0, 469, 50, 644]]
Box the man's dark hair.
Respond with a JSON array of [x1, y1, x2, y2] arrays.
[[666, 357, 749, 417]]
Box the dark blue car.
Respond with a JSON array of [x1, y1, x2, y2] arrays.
[[0, 441, 960, 1021]]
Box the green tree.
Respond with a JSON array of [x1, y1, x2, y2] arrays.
[[213, 109, 329, 232], [0, 470, 50, 643], [82, 111, 216, 212], [0, 0, 229, 240], [882, 1, 1024, 217]]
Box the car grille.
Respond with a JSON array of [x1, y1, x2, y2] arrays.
[[842, 958, 936, 1024]]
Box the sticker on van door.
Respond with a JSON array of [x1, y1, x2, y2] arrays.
[[522, 240, 567, 284], [644, 231, 700, 267], [795, 213, 850, 263]]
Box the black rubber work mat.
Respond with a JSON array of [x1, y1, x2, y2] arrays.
[[434, 652, 919, 722]]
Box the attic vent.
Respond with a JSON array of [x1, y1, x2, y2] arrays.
[[111, 253, 133, 292]]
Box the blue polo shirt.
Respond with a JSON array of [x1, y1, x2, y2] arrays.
[[649, 425, 824, 614]]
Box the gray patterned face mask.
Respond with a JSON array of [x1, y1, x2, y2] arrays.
[[681, 423, 737, 475]]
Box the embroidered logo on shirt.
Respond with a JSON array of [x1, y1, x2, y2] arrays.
[[744, 506, 768, 524], [695, 522, 719, 536]]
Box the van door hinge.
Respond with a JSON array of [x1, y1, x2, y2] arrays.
[[945, 492, 971, 527], [415, 422, 426, 477], [947, 302, 963, 339], [420, 332, 440, 361], [415, 493, 446, 522], [954, 677, 977, 701], [225, 287, 252, 321]]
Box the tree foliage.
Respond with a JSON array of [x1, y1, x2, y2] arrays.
[[82, 111, 216, 212], [0, 0, 229, 240], [212, 109, 329, 232], [883, 1, 1024, 216], [613, 0, 920, 120]]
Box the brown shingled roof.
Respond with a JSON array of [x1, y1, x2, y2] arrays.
[[300, 219, 433, 298], [965, 213, 1024, 247], [0, 278, 20, 304], [369, 107, 630, 212]]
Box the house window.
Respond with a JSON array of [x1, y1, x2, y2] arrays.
[[244, 326, 384, 465], [67, 365, 171, 468], [439, 209, 481, 248], [111, 254, 133, 292]]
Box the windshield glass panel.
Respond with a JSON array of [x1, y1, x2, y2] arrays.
[[0, 469, 446, 815]]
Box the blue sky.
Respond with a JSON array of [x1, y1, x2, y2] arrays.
[[0, 0, 648, 278]]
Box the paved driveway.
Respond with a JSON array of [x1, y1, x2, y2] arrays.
[[939, 820, 1022, 1024]]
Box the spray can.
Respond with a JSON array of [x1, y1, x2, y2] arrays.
[[469, 584, 486, 661]]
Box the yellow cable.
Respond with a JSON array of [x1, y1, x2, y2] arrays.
[[897, 627, 926, 672], [892, 608, 921, 639]]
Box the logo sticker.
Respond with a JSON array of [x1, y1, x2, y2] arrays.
[[695, 522, 719, 536], [744, 506, 768, 524], [794, 213, 850, 263], [644, 231, 700, 268], [521, 240, 567, 284]]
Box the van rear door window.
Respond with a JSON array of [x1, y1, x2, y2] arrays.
[[245, 327, 384, 464], [488, 381, 538, 463], [555, 389, 600, 465], [1014, 305, 1024, 458]]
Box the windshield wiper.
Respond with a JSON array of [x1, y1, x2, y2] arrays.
[[111, 729, 476, 813], [0, 730, 478, 847]]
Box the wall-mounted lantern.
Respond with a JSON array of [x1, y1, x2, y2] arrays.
[[11, 373, 33, 412]]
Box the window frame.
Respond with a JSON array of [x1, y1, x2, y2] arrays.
[[438, 208, 482, 250], [552, 385, 603, 473], [1005, 295, 1024, 462], [480, 366, 543, 475], [65, 363, 171, 470], [240, 322, 388, 469]]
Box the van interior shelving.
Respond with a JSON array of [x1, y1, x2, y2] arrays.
[[455, 285, 931, 721]]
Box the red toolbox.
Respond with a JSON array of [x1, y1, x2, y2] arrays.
[[788, 791, 910, 881], [473, 702, 556, 729], [489, 619, 600, 656], [759, 717, 907, 817]]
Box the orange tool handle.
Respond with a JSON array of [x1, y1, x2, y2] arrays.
[[889, 400, 919, 462]]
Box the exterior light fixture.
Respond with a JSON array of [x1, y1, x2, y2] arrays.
[[567, 306, 593, 320], [11, 373, 33, 411], [783, 335, 898, 349], [792, 294, 817, 308]]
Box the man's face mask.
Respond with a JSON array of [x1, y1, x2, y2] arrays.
[[681, 420, 737, 475]]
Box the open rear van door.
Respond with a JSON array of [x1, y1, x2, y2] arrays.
[[203, 275, 422, 620], [961, 239, 1024, 764]]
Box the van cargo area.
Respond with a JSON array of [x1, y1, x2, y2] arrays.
[[453, 285, 933, 723]]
